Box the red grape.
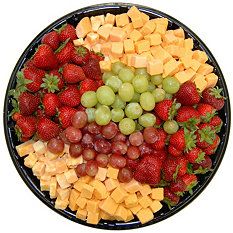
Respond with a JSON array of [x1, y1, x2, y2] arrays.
[[47, 138, 64, 154], [127, 146, 140, 160], [81, 133, 94, 148], [65, 126, 82, 143], [143, 127, 157, 144], [94, 134, 104, 141], [129, 132, 144, 146], [118, 167, 133, 183], [139, 142, 153, 155], [109, 154, 126, 168], [72, 111, 88, 129], [101, 122, 118, 139], [96, 153, 109, 167], [94, 139, 111, 154], [85, 160, 98, 176], [87, 122, 101, 134], [75, 163, 87, 177], [59, 131, 70, 144], [69, 143, 83, 157], [111, 132, 126, 142], [112, 141, 128, 155], [82, 148, 96, 161]]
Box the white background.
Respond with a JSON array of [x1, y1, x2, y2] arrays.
[[1, 0, 233, 232]]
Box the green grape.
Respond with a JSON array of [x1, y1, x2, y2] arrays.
[[147, 82, 156, 92], [140, 92, 155, 111], [118, 83, 134, 102], [132, 75, 149, 93], [135, 68, 147, 75], [111, 94, 126, 109], [139, 113, 156, 127], [81, 91, 98, 108], [96, 86, 115, 106], [130, 92, 140, 103], [85, 108, 96, 123], [118, 67, 134, 83], [102, 71, 115, 83], [105, 76, 122, 92], [111, 108, 124, 122], [135, 122, 144, 131], [125, 103, 143, 119], [95, 105, 111, 125], [95, 103, 102, 109], [165, 93, 173, 100], [111, 61, 125, 74], [163, 120, 179, 134], [151, 74, 163, 86], [162, 76, 180, 94], [152, 88, 166, 103], [119, 118, 136, 135]]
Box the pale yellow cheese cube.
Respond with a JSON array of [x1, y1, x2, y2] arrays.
[[45, 150, 59, 160], [40, 179, 50, 191], [55, 159, 68, 174], [69, 189, 80, 211], [91, 15, 104, 32], [57, 187, 70, 200], [95, 167, 107, 181], [73, 38, 84, 46], [99, 196, 119, 216], [193, 74, 208, 92], [197, 63, 214, 75], [124, 193, 138, 208], [99, 60, 112, 72], [45, 161, 56, 176], [136, 208, 154, 224], [193, 50, 208, 63], [144, 33, 162, 46], [56, 173, 70, 189], [49, 177, 57, 199], [131, 55, 147, 68], [138, 195, 153, 208], [123, 179, 141, 193], [55, 196, 69, 210], [123, 39, 135, 54], [105, 13, 115, 25], [163, 59, 181, 77], [16, 140, 35, 157], [104, 178, 119, 192], [76, 17, 92, 38], [115, 13, 130, 27], [76, 208, 87, 220], [190, 59, 201, 72], [205, 73, 218, 88], [151, 45, 172, 64], [33, 140, 46, 155], [86, 32, 99, 45], [109, 27, 126, 42], [97, 24, 113, 41], [106, 166, 119, 179], [66, 156, 83, 168], [87, 211, 100, 224], [147, 59, 163, 75], [111, 42, 123, 57], [184, 38, 194, 50], [174, 28, 185, 38], [80, 184, 94, 199], [140, 12, 150, 23], [24, 152, 38, 168], [139, 184, 152, 197], [140, 20, 156, 36], [76, 196, 87, 209], [151, 188, 164, 200], [111, 186, 128, 204], [150, 200, 163, 213], [64, 169, 78, 184], [32, 161, 45, 177]]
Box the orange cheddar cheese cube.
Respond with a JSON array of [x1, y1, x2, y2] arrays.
[[150, 200, 163, 213], [99, 60, 112, 72], [127, 6, 141, 19], [129, 29, 143, 42], [79, 176, 93, 184], [125, 209, 134, 222], [32, 161, 45, 177], [56, 173, 70, 189], [106, 166, 119, 179], [87, 211, 100, 225], [174, 68, 196, 84], [174, 28, 185, 38], [193, 74, 207, 92], [95, 167, 107, 182], [55, 196, 69, 210], [33, 140, 46, 155], [116, 13, 130, 27], [126, 53, 136, 66], [90, 15, 105, 32], [163, 31, 179, 45], [190, 59, 201, 71], [69, 189, 80, 211], [76, 17, 92, 38], [131, 15, 144, 29], [40, 179, 50, 191], [163, 58, 181, 77], [100, 210, 114, 220], [57, 187, 70, 200], [138, 195, 153, 208], [90, 179, 107, 200], [109, 27, 126, 42], [105, 13, 116, 25], [99, 196, 119, 216], [55, 159, 68, 174], [97, 24, 113, 41], [152, 17, 169, 27], [135, 40, 150, 54], [131, 55, 147, 68], [193, 50, 208, 63], [24, 152, 38, 168], [104, 178, 119, 192], [80, 183, 94, 199], [205, 73, 218, 88], [115, 205, 128, 221], [124, 193, 138, 208], [180, 54, 192, 69], [86, 32, 99, 45], [123, 39, 135, 53], [16, 140, 35, 157], [76, 208, 87, 220], [123, 179, 141, 193], [140, 12, 150, 23], [197, 63, 214, 75], [111, 42, 123, 57], [73, 38, 84, 46], [184, 38, 194, 50], [64, 168, 78, 184], [141, 20, 156, 36], [151, 45, 172, 64], [86, 199, 100, 213], [139, 184, 152, 197], [144, 33, 162, 46], [49, 176, 57, 199], [130, 204, 142, 214], [76, 196, 87, 209], [147, 59, 163, 75], [111, 186, 128, 203], [122, 23, 134, 35], [73, 180, 86, 192], [136, 208, 154, 224], [164, 45, 185, 58]]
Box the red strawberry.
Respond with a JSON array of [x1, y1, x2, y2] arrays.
[[23, 66, 45, 92], [35, 108, 45, 119], [48, 69, 65, 90], [196, 123, 216, 148], [154, 99, 173, 121], [170, 178, 186, 195], [203, 135, 220, 155], [181, 174, 197, 194], [176, 106, 200, 130], [209, 115, 223, 133], [151, 150, 167, 162], [151, 128, 167, 150], [33, 44, 58, 70], [42, 93, 60, 117], [59, 86, 81, 107], [163, 187, 180, 207], [58, 106, 77, 129], [96, 79, 104, 88], [89, 51, 104, 61], [193, 155, 212, 174], [202, 87, 225, 110], [18, 92, 40, 115], [175, 81, 200, 105], [71, 45, 90, 65], [62, 63, 86, 83], [12, 112, 22, 121], [82, 58, 102, 80], [57, 24, 77, 42], [168, 145, 183, 157], [79, 79, 98, 95], [196, 103, 216, 123], [184, 147, 205, 163], [41, 31, 60, 50], [134, 155, 162, 185], [15, 116, 37, 140], [154, 114, 163, 127], [37, 117, 60, 141], [126, 158, 140, 171], [55, 41, 74, 65]]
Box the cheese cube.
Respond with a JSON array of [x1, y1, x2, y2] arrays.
[[76, 196, 87, 209], [150, 200, 163, 213], [124, 193, 138, 208], [32, 161, 45, 177], [55, 196, 69, 210], [115, 205, 128, 221], [111, 186, 128, 204], [24, 152, 38, 168], [141, 20, 155, 36], [116, 13, 129, 27], [100, 210, 114, 220], [111, 42, 123, 57], [138, 195, 153, 208], [123, 179, 141, 193], [127, 6, 141, 19], [73, 38, 84, 46], [40, 173, 51, 181], [16, 140, 35, 157], [57, 187, 70, 200], [151, 45, 172, 64], [126, 53, 137, 67], [69, 189, 80, 211], [101, 42, 112, 55], [95, 167, 107, 181], [174, 28, 185, 38], [104, 178, 119, 192], [130, 204, 142, 214], [174, 68, 196, 84], [147, 59, 163, 75], [184, 38, 194, 50], [106, 166, 119, 179], [190, 59, 201, 71], [64, 169, 78, 184], [97, 24, 113, 40], [79, 175, 93, 183], [193, 50, 208, 63], [129, 29, 143, 42], [163, 59, 181, 77], [45, 161, 56, 176], [40, 179, 50, 191], [99, 196, 119, 216], [131, 55, 147, 68], [123, 39, 135, 54], [87, 211, 100, 224], [165, 45, 185, 58], [153, 18, 168, 35], [193, 74, 208, 92], [151, 188, 164, 200], [33, 140, 46, 155], [141, 51, 154, 61], [205, 73, 218, 88], [125, 210, 134, 222], [163, 31, 178, 45], [90, 179, 107, 200], [105, 13, 115, 25], [76, 208, 87, 220], [91, 16, 103, 32], [45, 150, 59, 160], [139, 184, 152, 197], [99, 60, 112, 72], [136, 208, 154, 224], [131, 16, 144, 29], [66, 156, 83, 168], [87, 199, 100, 213], [122, 23, 134, 35], [80, 184, 94, 199], [180, 54, 192, 69], [120, 54, 128, 64], [141, 12, 150, 23], [55, 159, 68, 174], [197, 63, 214, 75], [86, 32, 99, 45], [135, 40, 150, 54], [109, 27, 126, 42], [76, 17, 92, 38], [56, 173, 70, 189], [49, 177, 57, 199], [144, 33, 161, 46]]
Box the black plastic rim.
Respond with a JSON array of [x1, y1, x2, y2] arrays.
[[3, 2, 231, 230]]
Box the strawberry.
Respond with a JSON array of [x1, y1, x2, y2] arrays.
[[89, 51, 104, 61], [15, 116, 37, 140], [12, 112, 22, 121], [154, 114, 163, 127], [62, 63, 86, 83], [41, 31, 60, 50], [138, 142, 153, 156], [209, 115, 223, 133], [58, 106, 77, 129], [151, 150, 167, 162], [23, 66, 45, 92], [203, 135, 220, 155], [181, 173, 197, 194], [56, 24, 77, 42], [176, 106, 200, 130], [151, 128, 167, 150], [42, 93, 60, 117], [168, 145, 183, 157], [35, 108, 45, 119], [18, 92, 40, 115], [196, 123, 216, 148], [59, 85, 81, 107], [134, 155, 162, 185], [55, 40, 74, 65], [170, 178, 186, 195], [37, 117, 60, 141], [82, 58, 102, 80], [175, 81, 200, 105], [163, 187, 180, 207], [71, 46, 90, 65], [79, 79, 98, 95], [184, 147, 205, 163], [32, 44, 58, 70], [154, 99, 175, 121], [202, 86, 225, 110], [196, 103, 216, 122], [193, 155, 212, 174], [96, 79, 104, 88], [126, 158, 140, 171]]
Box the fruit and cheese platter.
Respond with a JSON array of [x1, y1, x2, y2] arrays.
[[4, 3, 230, 230]]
